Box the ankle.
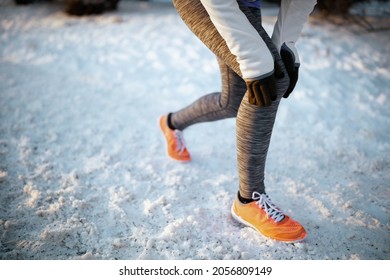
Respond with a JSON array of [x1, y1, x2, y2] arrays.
[[238, 191, 254, 204], [167, 113, 176, 130]]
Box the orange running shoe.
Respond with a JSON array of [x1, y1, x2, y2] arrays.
[[159, 114, 191, 162], [231, 191, 307, 242]]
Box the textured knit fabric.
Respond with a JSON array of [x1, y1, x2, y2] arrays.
[[242, 0, 261, 9], [171, 0, 290, 198]]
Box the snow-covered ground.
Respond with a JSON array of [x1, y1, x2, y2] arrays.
[[0, 0, 389, 260]]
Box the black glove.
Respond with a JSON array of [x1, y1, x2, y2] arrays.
[[280, 43, 299, 98], [245, 61, 284, 107], [245, 74, 277, 107]]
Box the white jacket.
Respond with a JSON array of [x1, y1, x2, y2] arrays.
[[199, 0, 317, 80]]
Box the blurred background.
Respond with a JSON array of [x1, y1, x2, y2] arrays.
[[7, 0, 390, 34], [9, 0, 390, 19]]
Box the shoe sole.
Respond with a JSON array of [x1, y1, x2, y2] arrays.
[[158, 116, 191, 163], [230, 205, 307, 243]]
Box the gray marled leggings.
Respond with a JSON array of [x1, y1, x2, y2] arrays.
[[171, 0, 290, 198]]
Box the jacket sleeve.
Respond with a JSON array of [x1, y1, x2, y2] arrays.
[[271, 0, 317, 65], [200, 0, 274, 80]]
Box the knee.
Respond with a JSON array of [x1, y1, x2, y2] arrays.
[[218, 94, 240, 117]]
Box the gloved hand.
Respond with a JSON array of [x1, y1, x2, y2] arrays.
[[245, 74, 276, 107], [280, 43, 300, 98], [245, 61, 284, 107]]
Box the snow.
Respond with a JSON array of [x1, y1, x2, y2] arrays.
[[0, 0, 389, 260]]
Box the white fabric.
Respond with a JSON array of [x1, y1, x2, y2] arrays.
[[200, 0, 274, 80], [200, 0, 316, 76], [272, 0, 317, 64]]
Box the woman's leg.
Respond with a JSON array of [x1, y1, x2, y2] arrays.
[[172, 0, 289, 196], [234, 3, 289, 198], [170, 58, 246, 131], [171, 0, 306, 242]]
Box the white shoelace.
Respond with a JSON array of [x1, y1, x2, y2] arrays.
[[173, 130, 186, 153], [252, 192, 285, 222]]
